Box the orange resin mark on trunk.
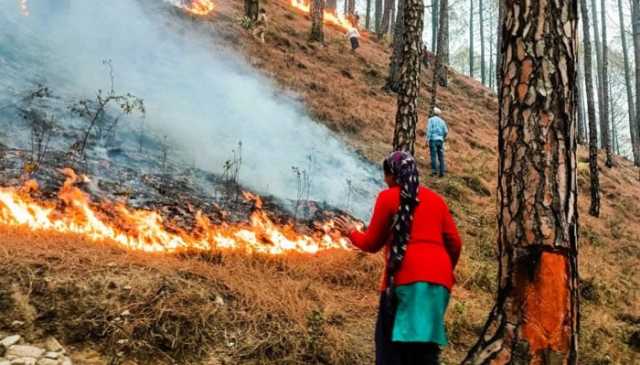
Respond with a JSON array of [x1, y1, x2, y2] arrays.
[[520, 251, 571, 361]]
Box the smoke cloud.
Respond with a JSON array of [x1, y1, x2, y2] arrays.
[[0, 0, 382, 219]]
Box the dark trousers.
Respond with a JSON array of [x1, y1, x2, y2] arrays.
[[350, 37, 360, 50], [375, 292, 440, 365], [429, 140, 445, 176]]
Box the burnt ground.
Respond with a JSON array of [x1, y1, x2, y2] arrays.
[[1, 0, 640, 364]]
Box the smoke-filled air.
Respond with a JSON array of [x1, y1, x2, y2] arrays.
[[0, 0, 380, 219]]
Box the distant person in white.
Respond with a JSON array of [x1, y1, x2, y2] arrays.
[[427, 107, 448, 177], [346, 27, 360, 52]]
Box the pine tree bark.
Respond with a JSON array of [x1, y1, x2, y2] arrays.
[[600, 0, 613, 167], [435, 0, 448, 87], [632, 0, 640, 166], [393, 0, 424, 154], [590, 0, 605, 147], [244, 0, 259, 21], [469, 0, 474, 77], [366, 0, 372, 29], [375, 0, 383, 35], [462, 0, 579, 363], [496, 0, 504, 88], [385, 0, 406, 92], [380, 0, 394, 39], [432, 0, 439, 52], [618, 0, 639, 164], [309, 0, 324, 43], [577, 53, 587, 145], [580, 0, 600, 217], [479, 0, 486, 84]]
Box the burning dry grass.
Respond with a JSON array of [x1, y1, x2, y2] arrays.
[[0, 226, 381, 364]]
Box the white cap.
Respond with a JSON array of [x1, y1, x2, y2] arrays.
[[433, 107, 442, 115]]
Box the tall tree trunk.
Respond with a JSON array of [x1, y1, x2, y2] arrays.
[[244, 0, 259, 21], [600, 0, 614, 167], [393, 0, 424, 154], [380, 0, 394, 39], [577, 51, 587, 145], [580, 0, 600, 217], [632, 0, 640, 166], [375, 0, 383, 35], [479, 0, 486, 84], [385, 0, 406, 92], [309, 0, 325, 43], [366, 0, 372, 29], [590, 0, 605, 146], [618, 0, 639, 164], [347, 0, 356, 15], [496, 0, 504, 88], [469, 0, 474, 77], [432, 0, 439, 52], [462, 0, 579, 363], [436, 0, 448, 87], [429, 0, 447, 112]]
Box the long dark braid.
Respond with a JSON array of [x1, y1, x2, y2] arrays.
[[383, 151, 420, 293]]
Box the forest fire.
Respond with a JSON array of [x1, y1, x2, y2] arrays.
[[180, 0, 215, 16], [290, 0, 355, 31], [0, 169, 351, 255]]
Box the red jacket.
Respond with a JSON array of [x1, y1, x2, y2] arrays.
[[349, 186, 462, 291]]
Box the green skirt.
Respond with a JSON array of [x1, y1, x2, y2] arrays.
[[392, 282, 450, 345]]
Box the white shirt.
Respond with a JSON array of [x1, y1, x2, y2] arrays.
[[346, 28, 360, 39]]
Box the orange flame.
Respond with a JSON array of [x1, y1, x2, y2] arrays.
[[290, 0, 355, 31], [181, 0, 215, 16], [18, 0, 29, 16], [0, 170, 351, 255]]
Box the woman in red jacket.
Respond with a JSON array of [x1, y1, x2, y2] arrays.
[[336, 151, 462, 365]]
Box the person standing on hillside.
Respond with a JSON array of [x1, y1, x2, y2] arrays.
[[346, 26, 360, 52], [335, 151, 462, 365], [426, 107, 448, 177], [252, 8, 268, 44]]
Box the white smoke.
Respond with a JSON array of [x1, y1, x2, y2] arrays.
[[0, 0, 382, 219]]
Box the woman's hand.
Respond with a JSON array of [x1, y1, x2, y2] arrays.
[[334, 216, 357, 236]]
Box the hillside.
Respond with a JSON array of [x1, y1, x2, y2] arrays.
[[1, 1, 639, 364]]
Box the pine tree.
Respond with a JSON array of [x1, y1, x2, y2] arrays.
[[600, 0, 614, 167], [617, 0, 639, 164], [479, 0, 486, 84], [385, 0, 406, 92], [309, 0, 324, 43], [463, 0, 579, 362], [435, 0, 448, 87], [469, 0, 474, 78], [244, 0, 259, 21], [581, 0, 600, 217], [375, 0, 383, 34], [432, 0, 439, 52], [632, 0, 640, 167], [393, 0, 424, 154]]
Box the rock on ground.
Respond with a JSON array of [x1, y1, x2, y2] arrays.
[[0, 335, 71, 365]]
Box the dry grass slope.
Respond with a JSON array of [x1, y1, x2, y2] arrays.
[[1, 0, 639, 364]]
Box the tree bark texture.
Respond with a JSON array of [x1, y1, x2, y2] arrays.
[[600, 0, 613, 167], [470, 0, 475, 77], [480, 0, 486, 84], [618, 0, 639, 164], [366, 0, 372, 29], [590, 0, 605, 147], [245, 0, 259, 21], [580, 0, 600, 217], [380, 0, 395, 39], [577, 54, 587, 145], [496, 0, 504, 88], [386, 0, 406, 92], [462, 0, 580, 363], [633, 0, 640, 167], [393, 0, 424, 154], [435, 0, 449, 87], [432, 0, 439, 52], [375, 0, 383, 35], [309, 0, 324, 43]]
